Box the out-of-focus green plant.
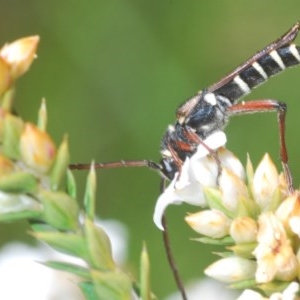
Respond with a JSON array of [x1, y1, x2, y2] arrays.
[[0, 36, 154, 300]]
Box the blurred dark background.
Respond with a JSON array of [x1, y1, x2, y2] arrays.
[[1, 1, 300, 298]]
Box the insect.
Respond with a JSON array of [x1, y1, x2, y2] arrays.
[[70, 23, 300, 300], [70, 23, 300, 194]]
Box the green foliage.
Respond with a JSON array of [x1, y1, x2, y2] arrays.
[[0, 37, 153, 299]]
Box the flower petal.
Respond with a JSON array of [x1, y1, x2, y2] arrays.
[[254, 213, 298, 283], [219, 168, 248, 211], [253, 154, 279, 209], [205, 256, 256, 283], [237, 289, 266, 300], [185, 209, 231, 238], [230, 216, 257, 244]]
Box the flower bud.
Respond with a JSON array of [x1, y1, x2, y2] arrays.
[[219, 168, 248, 212], [185, 209, 231, 238], [230, 216, 257, 244], [218, 147, 245, 180], [0, 58, 11, 95], [252, 154, 280, 209], [205, 256, 256, 283], [0, 36, 39, 79], [19, 123, 56, 173]]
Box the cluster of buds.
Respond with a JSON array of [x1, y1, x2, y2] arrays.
[[0, 36, 138, 299], [0, 36, 77, 227], [154, 131, 300, 299]]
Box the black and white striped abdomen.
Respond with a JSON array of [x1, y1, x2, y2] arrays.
[[214, 44, 300, 104]]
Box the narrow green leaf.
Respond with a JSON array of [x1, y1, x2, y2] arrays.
[[43, 261, 91, 279], [2, 114, 23, 159], [204, 187, 234, 218], [257, 281, 290, 296], [84, 163, 96, 220], [212, 251, 234, 258], [0, 209, 41, 222], [84, 218, 115, 270], [50, 135, 70, 191], [228, 278, 256, 290], [0, 171, 38, 193], [66, 169, 77, 198], [92, 270, 132, 300], [228, 242, 256, 259], [1, 89, 14, 112], [193, 235, 234, 245], [236, 195, 259, 219], [79, 281, 99, 300], [37, 98, 47, 131], [31, 231, 88, 258], [140, 242, 151, 300], [39, 190, 79, 230]]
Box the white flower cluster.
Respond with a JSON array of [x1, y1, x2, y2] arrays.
[[153, 130, 300, 299]]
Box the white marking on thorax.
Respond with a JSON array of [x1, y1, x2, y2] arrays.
[[204, 92, 217, 105]]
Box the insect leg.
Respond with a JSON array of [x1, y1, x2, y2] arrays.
[[183, 126, 222, 178], [227, 99, 293, 194]]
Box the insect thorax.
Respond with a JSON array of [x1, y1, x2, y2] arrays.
[[159, 91, 230, 180]]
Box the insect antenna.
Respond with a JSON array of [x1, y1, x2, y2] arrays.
[[70, 159, 188, 298], [69, 159, 162, 172]]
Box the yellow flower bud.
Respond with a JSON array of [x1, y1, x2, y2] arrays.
[[0, 36, 39, 79], [19, 123, 56, 173]]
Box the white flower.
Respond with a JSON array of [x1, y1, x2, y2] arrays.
[[237, 289, 267, 300], [153, 131, 227, 230], [253, 213, 298, 283]]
